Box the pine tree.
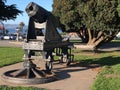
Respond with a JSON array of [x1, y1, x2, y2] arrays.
[[0, 0, 23, 21], [53, 0, 120, 50]]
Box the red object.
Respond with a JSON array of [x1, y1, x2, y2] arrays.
[[0, 25, 3, 30]]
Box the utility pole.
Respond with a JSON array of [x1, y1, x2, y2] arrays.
[[16, 27, 20, 42]]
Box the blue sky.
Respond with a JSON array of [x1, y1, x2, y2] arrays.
[[3, 0, 53, 25]]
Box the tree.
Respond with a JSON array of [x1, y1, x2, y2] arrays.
[[52, 0, 89, 42], [0, 0, 23, 34], [52, 0, 81, 31], [78, 0, 120, 46], [16, 22, 25, 41], [52, 0, 120, 50], [117, 1, 120, 16], [19, 22, 25, 31], [0, 0, 23, 21]]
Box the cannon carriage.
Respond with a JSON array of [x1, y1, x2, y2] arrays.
[[23, 2, 74, 72], [2, 2, 74, 84]]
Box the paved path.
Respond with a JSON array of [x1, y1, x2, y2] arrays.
[[0, 40, 22, 47], [74, 42, 120, 51], [0, 40, 120, 51], [0, 60, 98, 90]]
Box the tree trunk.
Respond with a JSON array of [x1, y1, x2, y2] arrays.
[[76, 29, 88, 43], [87, 28, 92, 45], [75, 29, 119, 52]]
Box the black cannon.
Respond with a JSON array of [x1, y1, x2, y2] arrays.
[[23, 2, 74, 69], [2, 2, 74, 84]]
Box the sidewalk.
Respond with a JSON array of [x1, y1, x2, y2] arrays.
[[0, 60, 98, 90], [0, 40, 22, 47]]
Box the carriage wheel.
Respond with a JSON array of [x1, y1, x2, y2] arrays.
[[59, 55, 71, 66], [66, 59, 71, 66], [45, 61, 53, 72], [62, 55, 71, 66]]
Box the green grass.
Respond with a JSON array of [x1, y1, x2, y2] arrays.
[[0, 47, 24, 67], [0, 47, 120, 90], [91, 65, 120, 90], [112, 39, 120, 42], [0, 85, 47, 90], [72, 50, 120, 90], [73, 50, 120, 66]]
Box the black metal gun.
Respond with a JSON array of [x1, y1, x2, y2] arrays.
[[23, 2, 74, 71]]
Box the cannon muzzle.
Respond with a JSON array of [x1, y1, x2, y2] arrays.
[[25, 2, 39, 17], [26, 2, 62, 41], [26, 2, 48, 23]]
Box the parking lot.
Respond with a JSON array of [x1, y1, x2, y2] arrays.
[[0, 34, 26, 41]]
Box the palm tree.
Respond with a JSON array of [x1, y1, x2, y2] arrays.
[[16, 22, 25, 41], [19, 22, 25, 39], [19, 22, 25, 32]]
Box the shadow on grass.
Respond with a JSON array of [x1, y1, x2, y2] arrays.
[[74, 56, 120, 68], [91, 56, 120, 66], [52, 56, 120, 81], [98, 41, 120, 50], [74, 50, 120, 55]]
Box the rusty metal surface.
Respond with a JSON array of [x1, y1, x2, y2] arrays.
[[2, 69, 56, 84]]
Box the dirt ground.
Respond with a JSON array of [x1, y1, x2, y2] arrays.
[[0, 59, 98, 90]]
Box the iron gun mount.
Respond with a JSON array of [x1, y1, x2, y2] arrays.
[[2, 2, 74, 84]]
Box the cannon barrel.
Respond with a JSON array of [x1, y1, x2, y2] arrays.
[[25, 2, 62, 41], [26, 2, 49, 23]]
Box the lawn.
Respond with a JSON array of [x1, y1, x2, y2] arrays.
[[91, 65, 120, 90], [0, 47, 120, 90], [89, 51, 120, 90], [0, 47, 24, 67], [0, 85, 46, 90], [73, 49, 120, 90]]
